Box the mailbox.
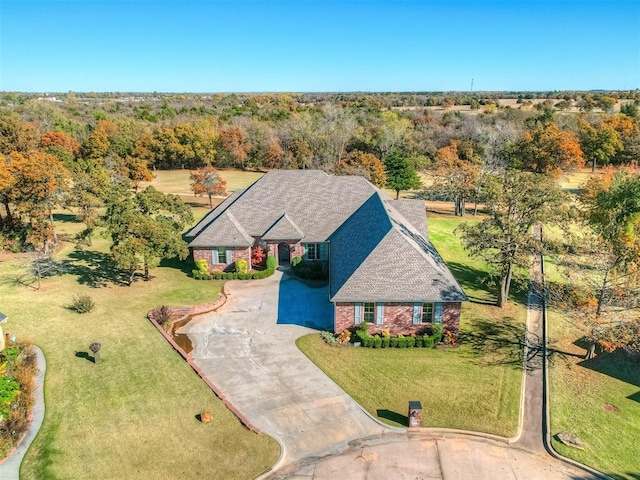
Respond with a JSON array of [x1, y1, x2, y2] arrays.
[[408, 400, 422, 428]]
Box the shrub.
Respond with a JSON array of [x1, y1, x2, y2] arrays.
[[406, 336, 416, 348], [153, 305, 175, 329], [251, 246, 266, 267], [373, 335, 382, 348], [320, 331, 338, 346], [235, 258, 248, 274], [381, 336, 390, 348], [291, 256, 302, 267], [390, 337, 398, 348], [192, 269, 201, 279], [430, 323, 444, 343], [70, 294, 95, 314], [424, 336, 435, 348], [195, 258, 208, 274], [266, 255, 277, 271]]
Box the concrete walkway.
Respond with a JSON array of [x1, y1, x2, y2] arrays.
[[0, 346, 46, 480], [179, 270, 391, 468]]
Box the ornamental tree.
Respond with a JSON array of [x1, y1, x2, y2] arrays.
[[189, 165, 227, 208]]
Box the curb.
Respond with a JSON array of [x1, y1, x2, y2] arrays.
[[538, 245, 613, 480], [146, 292, 265, 435], [0, 345, 46, 480]]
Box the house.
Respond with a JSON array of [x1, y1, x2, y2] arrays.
[[185, 170, 467, 335]]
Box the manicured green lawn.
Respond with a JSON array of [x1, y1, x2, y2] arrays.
[[298, 215, 526, 437], [1, 222, 278, 479], [542, 224, 640, 479], [141, 168, 264, 196]]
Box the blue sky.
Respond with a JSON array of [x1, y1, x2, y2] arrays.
[[1, 0, 639, 92]]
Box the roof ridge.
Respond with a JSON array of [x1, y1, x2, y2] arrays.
[[224, 211, 254, 244]]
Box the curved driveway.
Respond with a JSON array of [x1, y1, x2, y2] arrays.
[[180, 268, 600, 480], [178, 270, 391, 468]]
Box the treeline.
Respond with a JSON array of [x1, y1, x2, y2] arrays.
[[1, 91, 639, 252]]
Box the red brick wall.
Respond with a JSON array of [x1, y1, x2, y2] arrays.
[[443, 302, 461, 332], [192, 247, 251, 272], [265, 240, 303, 265], [334, 302, 462, 335]]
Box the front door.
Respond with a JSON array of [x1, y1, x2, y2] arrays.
[[278, 243, 290, 264]]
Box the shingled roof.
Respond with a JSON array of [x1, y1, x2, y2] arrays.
[[262, 213, 305, 241], [329, 193, 467, 303], [188, 170, 381, 244], [187, 170, 466, 304]]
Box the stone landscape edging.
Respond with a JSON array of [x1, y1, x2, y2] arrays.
[[146, 288, 265, 435]]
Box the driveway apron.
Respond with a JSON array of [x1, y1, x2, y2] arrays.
[[178, 270, 390, 467]]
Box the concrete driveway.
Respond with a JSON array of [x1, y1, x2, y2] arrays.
[[178, 270, 391, 467]]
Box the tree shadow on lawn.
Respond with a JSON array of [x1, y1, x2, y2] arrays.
[[459, 318, 525, 370], [52, 212, 78, 223], [60, 250, 130, 287], [159, 255, 194, 275], [446, 262, 496, 305], [578, 350, 640, 392], [376, 409, 408, 427]]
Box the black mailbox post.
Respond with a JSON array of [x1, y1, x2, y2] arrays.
[[408, 400, 422, 428]]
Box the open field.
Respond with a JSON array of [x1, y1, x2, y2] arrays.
[[543, 228, 640, 479], [1, 222, 278, 479], [298, 216, 526, 437]]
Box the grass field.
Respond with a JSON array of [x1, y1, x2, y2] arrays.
[[543, 231, 640, 479], [1, 220, 278, 479], [298, 216, 526, 437]]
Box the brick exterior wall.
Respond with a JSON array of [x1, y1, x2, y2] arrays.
[[192, 247, 251, 272], [334, 302, 461, 335], [265, 240, 304, 266]]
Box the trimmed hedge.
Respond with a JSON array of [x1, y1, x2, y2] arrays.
[[192, 255, 278, 281], [347, 324, 445, 349]]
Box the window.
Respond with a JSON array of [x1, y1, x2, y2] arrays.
[[421, 303, 434, 323], [304, 243, 328, 260], [363, 303, 375, 323], [212, 246, 228, 264], [306, 243, 318, 260]]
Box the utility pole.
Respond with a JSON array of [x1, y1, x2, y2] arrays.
[[470, 78, 474, 92]]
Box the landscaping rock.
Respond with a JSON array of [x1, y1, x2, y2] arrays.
[[557, 432, 584, 450], [201, 411, 213, 423]]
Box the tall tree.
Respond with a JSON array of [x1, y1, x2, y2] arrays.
[[384, 152, 422, 199], [0, 113, 38, 155], [457, 171, 567, 307], [9, 151, 69, 247], [189, 165, 227, 208], [515, 122, 584, 176], [336, 150, 386, 187], [103, 187, 194, 284], [430, 140, 480, 216], [578, 118, 623, 172]]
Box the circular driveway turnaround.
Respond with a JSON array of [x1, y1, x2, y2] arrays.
[[179, 270, 391, 468], [275, 434, 595, 480]]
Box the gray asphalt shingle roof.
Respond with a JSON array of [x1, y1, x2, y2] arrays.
[[190, 170, 381, 243], [262, 213, 305, 241], [329, 192, 467, 303], [188, 211, 254, 247], [188, 170, 466, 303]]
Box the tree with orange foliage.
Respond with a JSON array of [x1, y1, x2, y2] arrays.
[[336, 150, 387, 187], [190, 165, 227, 208], [10, 151, 69, 247], [516, 122, 584, 176], [40, 130, 81, 155], [576, 165, 640, 358], [217, 126, 251, 169], [431, 140, 480, 216]]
